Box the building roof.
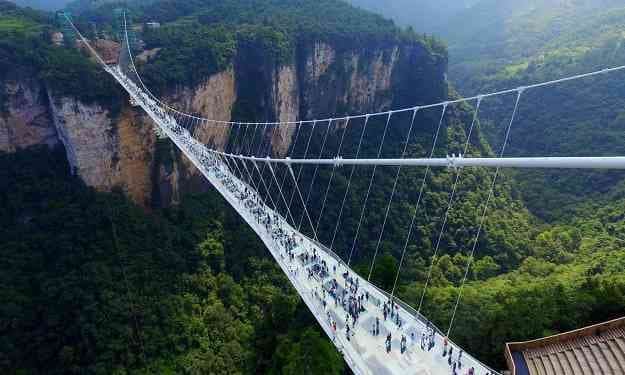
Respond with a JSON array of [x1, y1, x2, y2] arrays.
[[505, 317, 625, 375]]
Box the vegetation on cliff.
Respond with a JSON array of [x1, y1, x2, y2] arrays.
[[84, 0, 447, 92], [0, 0, 120, 111]]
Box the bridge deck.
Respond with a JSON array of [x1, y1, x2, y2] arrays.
[[110, 66, 499, 375]]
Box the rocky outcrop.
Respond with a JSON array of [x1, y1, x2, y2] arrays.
[[0, 74, 58, 152], [299, 42, 399, 117], [163, 69, 237, 188], [114, 110, 157, 206], [252, 41, 442, 157], [170, 68, 237, 151], [271, 66, 299, 156], [1, 38, 445, 208], [47, 91, 156, 206], [48, 92, 117, 188]]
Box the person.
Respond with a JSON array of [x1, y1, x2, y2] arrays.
[[376, 317, 380, 336], [448, 347, 453, 365], [458, 350, 463, 369], [443, 337, 448, 356]]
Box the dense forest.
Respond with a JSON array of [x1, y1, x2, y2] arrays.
[[2, 0, 625, 373], [0, 147, 345, 374]]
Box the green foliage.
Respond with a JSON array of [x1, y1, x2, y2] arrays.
[[0, 0, 121, 110], [0, 147, 344, 373], [397, 195, 625, 369], [131, 0, 426, 49], [138, 23, 236, 92], [442, 1, 625, 221], [40, 45, 122, 108], [345, 1, 625, 221], [270, 328, 344, 375]]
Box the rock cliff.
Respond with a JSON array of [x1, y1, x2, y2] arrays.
[[0, 71, 58, 152], [0, 39, 446, 208]]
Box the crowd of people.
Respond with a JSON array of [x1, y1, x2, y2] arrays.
[[117, 70, 498, 375]]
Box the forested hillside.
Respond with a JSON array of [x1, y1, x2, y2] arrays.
[[349, 0, 625, 216], [0, 147, 345, 374], [437, 0, 625, 220]]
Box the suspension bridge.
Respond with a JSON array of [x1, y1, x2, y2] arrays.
[[65, 12, 625, 375]]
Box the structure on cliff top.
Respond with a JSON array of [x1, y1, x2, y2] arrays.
[[505, 317, 625, 375]]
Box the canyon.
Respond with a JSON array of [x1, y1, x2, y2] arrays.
[[1, 39, 446, 208]]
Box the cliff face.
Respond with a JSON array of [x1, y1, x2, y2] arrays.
[[0, 71, 58, 152], [0, 39, 445, 207], [47, 91, 157, 206]]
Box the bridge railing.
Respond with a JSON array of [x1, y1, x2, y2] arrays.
[[302, 234, 501, 374]]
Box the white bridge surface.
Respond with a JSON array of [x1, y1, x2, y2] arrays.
[[107, 66, 499, 375]]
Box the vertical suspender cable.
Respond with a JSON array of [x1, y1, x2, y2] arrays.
[[275, 121, 303, 218], [315, 117, 351, 237], [417, 98, 483, 316], [279, 122, 303, 196], [347, 112, 393, 267], [287, 162, 318, 240], [329, 115, 371, 254], [390, 104, 447, 299], [259, 123, 278, 204], [251, 158, 280, 212], [288, 121, 317, 209], [239, 122, 250, 154], [367, 107, 420, 281], [446, 89, 523, 338], [262, 123, 299, 227], [266, 158, 298, 226], [240, 123, 259, 187], [298, 119, 333, 232], [249, 124, 278, 211]]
